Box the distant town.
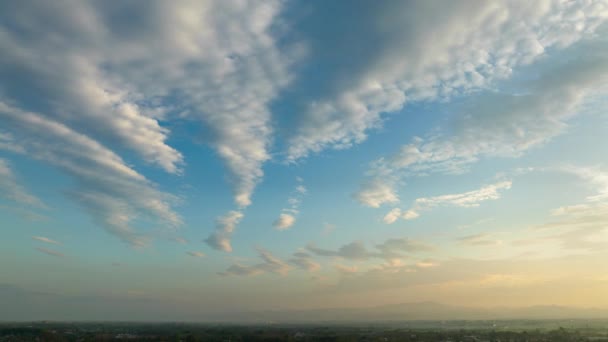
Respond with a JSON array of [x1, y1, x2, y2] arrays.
[[1, 320, 608, 341]]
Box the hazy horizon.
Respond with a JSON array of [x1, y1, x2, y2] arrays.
[[1, 0, 608, 322]]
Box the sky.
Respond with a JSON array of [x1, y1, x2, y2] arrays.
[[1, 0, 608, 321]]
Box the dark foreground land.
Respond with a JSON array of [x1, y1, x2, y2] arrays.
[[1, 320, 608, 341]]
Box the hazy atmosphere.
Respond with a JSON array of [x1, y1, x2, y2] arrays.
[[1, 0, 608, 321]]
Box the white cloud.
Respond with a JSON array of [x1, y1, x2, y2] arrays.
[[457, 233, 503, 247], [205, 210, 243, 252], [286, 1, 608, 162], [382, 208, 402, 224], [0, 2, 183, 174], [273, 213, 296, 231], [385, 181, 512, 223], [0, 0, 297, 211], [187, 251, 205, 258], [561, 166, 608, 202], [0, 158, 45, 208], [501, 167, 608, 256], [355, 43, 608, 208], [353, 178, 399, 208], [273, 177, 307, 231], [527, 167, 608, 253], [0, 132, 25, 154], [402, 210, 420, 221], [0, 102, 181, 247], [32, 236, 60, 245], [415, 181, 513, 208]]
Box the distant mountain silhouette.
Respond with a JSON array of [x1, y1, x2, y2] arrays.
[[2, 283, 608, 322], [225, 302, 608, 322]]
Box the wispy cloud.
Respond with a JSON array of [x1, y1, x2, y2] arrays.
[[0, 1, 301, 210], [273, 177, 307, 231], [0, 0, 299, 252], [355, 42, 608, 209], [457, 233, 503, 247], [334, 264, 359, 275], [522, 167, 608, 253], [307, 237, 433, 261], [0, 159, 45, 208], [32, 236, 60, 245], [286, 1, 607, 162], [35, 247, 64, 258], [506, 167, 608, 255], [205, 210, 243, 252], [220, 248, 292, 277], [171, 237, 188, 245], [289, 251, 321, 272], [354, 177, 400, 209], [384, 181, 512, 223], [0, 102, 181, 247], [187, 251, 205, 258]]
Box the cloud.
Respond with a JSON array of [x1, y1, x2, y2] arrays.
[[2, 0, 607, 260], [560, 166, 608, 202], [32, 236, 60, 245], [0, 103, 181, 247], [457, 233, 503, 247], [506, 167, 608, 255], [273, 213, 296, 231], [273, 177, 307, 231], [0, 0, 299, 217], [286, 1, 608, 162], [187, 251, 205, 258], [317, 252, 608, 300], [0, 132, 25, 154], [523, 167, 608, 253], [414, 181, 512, 208], [307, 237, 433, 261], [289, 251, 321, 272], [171, 237, 188, 245], [219, 264, 264, 277], [415, 259, 440, 269], [205, 210, 243, 252], [334, 264, 359, 275], [384, 181, 512, 223], [353, 177, 399, 208], [307, 241, 370, 260], [0, 205, 49, 222], [401, 210, 420, 221], [382, 208, 402, 224], [220, 248, 292, 277], [355, 38, 608, 207], [35, 247, 64, 257], [0, 159, 45, 208], [375, 238, 434, 256], [0, 2, 183, 174]]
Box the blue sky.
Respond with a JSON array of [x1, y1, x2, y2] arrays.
[[1, 0, 608, 320]]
